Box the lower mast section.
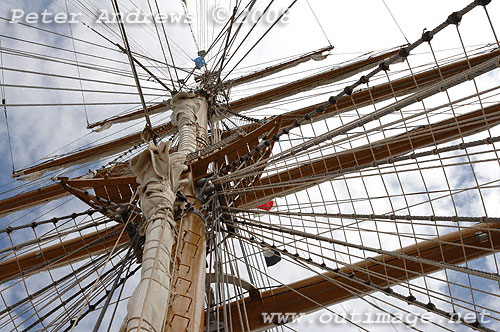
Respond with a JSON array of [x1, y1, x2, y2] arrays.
[[166, 93, 208, 331], [123, 92, 208, 332], [124, 142, 188, 332], [165, 171, 207, 332]]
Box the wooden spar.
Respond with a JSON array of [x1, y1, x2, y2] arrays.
[[225, 49, 500, 134], [220, 222, 500, 332], [0, 225, 129, 283], [0, 183, 68, 217], [280, 50, 500, 127], [11, 123, 174, 180], [228, 49, 399, 114], [87, 102, 171, 130], [0, 176, 137, 218], [85, 49, 395, 131], [227, 46, 333, 87], [233, 102, 500, 208]]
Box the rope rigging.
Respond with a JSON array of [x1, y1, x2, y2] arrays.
[[0, 0, 500, 331], [0, 37, 14, 173], [305, 0, 332, 47], [380, 0, 410, 44], [111, 0, 158, 145]]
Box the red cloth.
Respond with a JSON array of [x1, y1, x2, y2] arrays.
[[257, 201, 274, 211]]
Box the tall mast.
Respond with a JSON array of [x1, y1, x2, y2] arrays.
[[165, 93, 208, 331], [123, 92, 208, 332]]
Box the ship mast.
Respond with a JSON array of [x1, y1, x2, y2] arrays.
[[165, 93, 208, 331], [1, 4, 500, 326], [123, 92, 208, 332]]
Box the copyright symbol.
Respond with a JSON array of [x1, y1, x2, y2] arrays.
[[212, 7, 227, 24]]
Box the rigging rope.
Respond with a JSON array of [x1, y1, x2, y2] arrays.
[[181, 0, 201, 53], [111, 0, 157, 145], [0, 37, 14, 173], [146, 0, 177, 90], [152, 0, 182, 90], [381, 0, 410, 44], [214, 0, 498, 179], [305, 0, 332, 47], [65, 0, 90, 126], [219, 0, 278, 78]]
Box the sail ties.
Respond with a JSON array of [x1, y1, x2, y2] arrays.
[[131, 142, 189, 235], [171, 91, 208, 153], [124, 142, 188, 332], [124, 92, 207, 332]]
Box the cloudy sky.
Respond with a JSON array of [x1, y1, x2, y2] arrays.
[[1, 0, 500, 331]]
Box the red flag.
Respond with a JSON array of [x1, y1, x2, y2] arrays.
[[257, 201, 274, 211]]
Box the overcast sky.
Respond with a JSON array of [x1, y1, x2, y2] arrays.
[[1, 0, 500, 331]]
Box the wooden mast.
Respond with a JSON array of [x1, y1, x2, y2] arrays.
[[165, 93, 208, 332], [165, 171, 207, 332]]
